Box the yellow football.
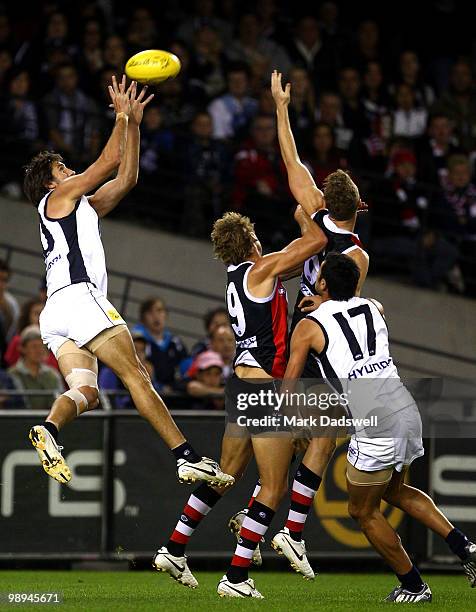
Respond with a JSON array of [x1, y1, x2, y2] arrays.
[[125, 49, 181, 85]]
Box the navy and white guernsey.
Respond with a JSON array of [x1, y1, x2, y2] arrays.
[[306, 297, 396, 383], [291, 208, 364, 333], [308, 297, 414, 431], [226, 261, 288, 378], [38, 192, 107, 298]]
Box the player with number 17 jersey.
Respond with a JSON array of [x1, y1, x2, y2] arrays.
[[226, 262, 288, 378]]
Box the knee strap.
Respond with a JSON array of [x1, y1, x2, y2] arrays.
[[64, 368, 98, 415], [64, 388, 89, 415], [65, 368, 98, 390]]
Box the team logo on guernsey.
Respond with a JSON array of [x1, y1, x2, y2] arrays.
[[107, 309, 123, 322], [236, 336, 257, 349]]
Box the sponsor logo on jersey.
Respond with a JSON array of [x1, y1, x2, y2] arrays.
[[46, 254, 62, 271], [236, 336, 257, 349], [348, 358, 392, 379], [107, 308, 123, 322]]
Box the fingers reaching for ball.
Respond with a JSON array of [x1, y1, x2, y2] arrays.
[[129, 84, 155, 125], [108, 75, 131, 115], [107, 76, 154, 123]]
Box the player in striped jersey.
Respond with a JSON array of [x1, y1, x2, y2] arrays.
[[22, 76, 233, 489], [224, 71, 371, 578], [154, 208, 327, 597]]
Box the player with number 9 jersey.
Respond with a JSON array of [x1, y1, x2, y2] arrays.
[[226, 262, 288, 378]]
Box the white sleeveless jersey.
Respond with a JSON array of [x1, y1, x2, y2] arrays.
[[38, 192, 107, 298], [307, 297, 413, 419], [307, 297, 398, 383]]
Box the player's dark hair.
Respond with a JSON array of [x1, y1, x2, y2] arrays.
[[23, 151, 64, 205], [320, 252, 360, 301], [204, 307, 228, 333], [139, 297, 166, 322], [323, 169, 360, 221], [211, 212, 256, 266]]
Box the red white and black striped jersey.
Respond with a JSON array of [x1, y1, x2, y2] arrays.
[[226, 261, 288, 378], [291, 209, 364, 333]]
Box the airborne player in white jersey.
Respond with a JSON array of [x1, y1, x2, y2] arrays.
[[283, 252, 476, 602], [22, 75, 233, 488]]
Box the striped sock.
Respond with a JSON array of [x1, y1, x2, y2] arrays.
[[167, 483, 221, 557], [227, 500, 275, 584], [285, 463, 321, 542], [247, 480, 261, 508]]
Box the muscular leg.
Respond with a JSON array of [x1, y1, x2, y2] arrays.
[[93, 327, 184, 449], [30, 341, 100, 484], [252, 435, 296, 509], [301, 436, 337, 476], [383, 466, 475, 571], [347, 473, 413, 575], [47, 348, 99, 430], [165, 431, 253, 559], [383, 468, 453, 538], [211, 428, 253, 495], [224, 434, 294, 585]]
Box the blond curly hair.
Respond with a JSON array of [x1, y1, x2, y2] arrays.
[[211, 212, 256, 266]]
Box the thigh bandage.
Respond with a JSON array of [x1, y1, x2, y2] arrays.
[[64, 368, 98, 415], [346, 463, 394, 486]]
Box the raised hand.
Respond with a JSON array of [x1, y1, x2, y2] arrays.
[[108, 74, 131, 115], [128, 82, 155, 125], [271, 69, 291, 107], [298, 295, 323, 313], [357, 199, 369, 214]]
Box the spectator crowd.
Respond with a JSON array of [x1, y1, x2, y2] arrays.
[[1, 0, 476, 298]]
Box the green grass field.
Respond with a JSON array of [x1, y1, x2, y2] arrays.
[[0, 571, 472, 611]]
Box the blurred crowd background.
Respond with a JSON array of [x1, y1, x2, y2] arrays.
[[1, 0, 476, 407]]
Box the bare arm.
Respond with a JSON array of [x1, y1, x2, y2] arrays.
[[271, 70, 325, 216], [48, 76, 131, 217], [281, 318, 325, 396], [248, 205, 327, 296], [280, 262, 304, 281], [89, 82, 154, 217], [348, 248, 369, 296]]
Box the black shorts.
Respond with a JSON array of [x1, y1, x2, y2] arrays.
[[225, 374, 289, 436]]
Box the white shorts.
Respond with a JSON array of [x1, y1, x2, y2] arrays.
[[347, 403, 424, 473], [40, 282, 126, 357]]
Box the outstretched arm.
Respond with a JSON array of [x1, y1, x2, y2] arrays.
[[271, 70, 325, 216], [48, 76, 131, 215], [89, 82, 154, 217], [248, 205, 327, 292]]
